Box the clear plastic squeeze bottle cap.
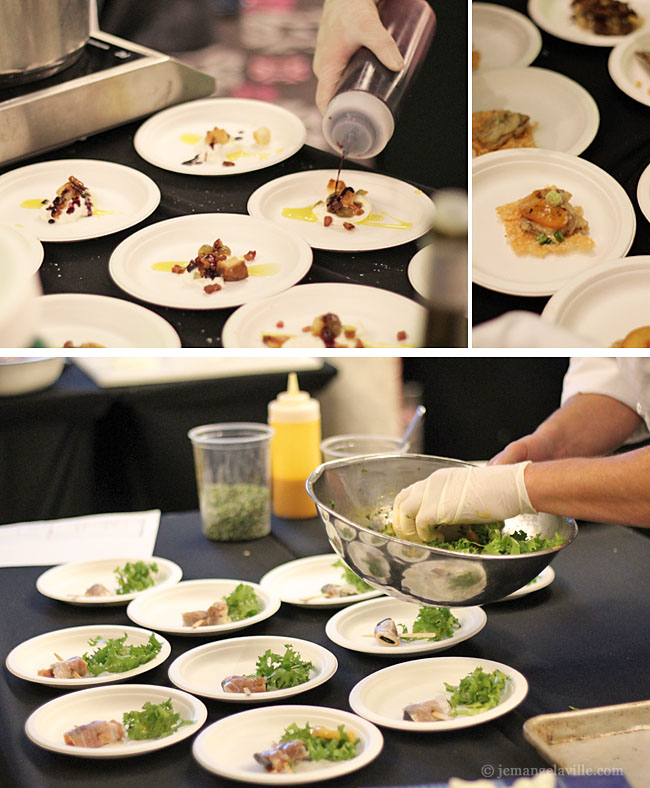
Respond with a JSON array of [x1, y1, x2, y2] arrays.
[[268, 373, 320, 424]]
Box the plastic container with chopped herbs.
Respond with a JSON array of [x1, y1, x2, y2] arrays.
[[188, 423, 274, 542]]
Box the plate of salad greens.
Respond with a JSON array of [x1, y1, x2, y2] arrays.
[[349, 656, 528, 732], [25, 684, 207, 758], [325, 598, 487, 656], [192, 704, 383, 783], [6, 624, 171, 688], [168, 635, 338, 702], [259, 554, 384, 608], [125, 578, 280, 636], [35, 556, 183, 606]]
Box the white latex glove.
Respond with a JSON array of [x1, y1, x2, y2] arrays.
[[392, 463, 537, 543], [313, 0, 405, 114]]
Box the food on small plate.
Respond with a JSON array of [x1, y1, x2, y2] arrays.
[[312, 179, 370, 230], [262, 311, 409, 349], [77, 560, 159, 598], [183, 125, 272, 167], [84, 583, 112, 597], [221, 675, 268, 694], [254, 722, 359, 773], [571, 0, 640, 35], [402, 694, 452, 722], [611, 325, 650, 347], [38, 655, 88, 679], [222, 644, 313, 694], [182, 582, 262, 628], [472, 110, 536, 156], [41, 176, 95, 225], [374, 618, 401, 646], [496, 186, 595, 257], [182, 601, 230, 628], [64, 719, 124, 748], [300, 560, 373, 602], [164, 237, 255, 296], [371, 606, 461, 646]]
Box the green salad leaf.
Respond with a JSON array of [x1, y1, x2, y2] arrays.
[[122, 698, 191, 740], [333, 560, 373, 593], [280, 723, 359, 761], [223, 582, 262, 621], [399, 606, 461, 642], [250, 644, 313, 690], [444, 666, 510, 716], [427, 522, 565, 555], [114, 560, 158, 595], [83, 632, 162, 677]]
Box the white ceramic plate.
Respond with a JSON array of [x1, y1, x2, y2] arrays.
[[541, 255, 650, 345], [25, 684, 207, 758], [109, 212, 312, 310], [473, 3, 542, 70], [0, 159, 160, 242], [324, 598, 487, 656], [349, 656, 528, 732], [259, 554, 383, 609], [133, 98, 306, 176], [168, 635, 338, 702], [126, 578, 281, 636], [472, 67, 600, 156], [498, 566, 555, 601], [0, 224, 44, 275], [472, 148, 636, 296], [36, 294, 182, 348], [221, 283, 427, 349], [6, 625, 170, 687], [192, 704, 383, 784], [609, 30, 650, 106], [407, 245, 432, 301], [36, 557, 183, 606], [247, 169, 434, 252], [528, 0, 650, 46]]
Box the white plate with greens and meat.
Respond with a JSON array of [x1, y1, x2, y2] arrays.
[[6, 625, 170, 688], [259, 554, 384, 609], [168, 635, 338, 702], [192, 704, 383, 784], [35, 557, 183, 606], [325, 598, 487, 656], [126, 579, 280, 636]]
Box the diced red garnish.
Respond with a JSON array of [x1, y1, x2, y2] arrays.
[[276, 320, 284, 328], [222, 161, 236, 167], [344, 328, 356, 339], [204, 283, 222, 294], [343, 222, 355, 231], [244, 250, 256, 261], [323, 216, 333, 227], [397, 330, 407, 341], [172, 264, 186, 274], [302, 325, 311, 332]]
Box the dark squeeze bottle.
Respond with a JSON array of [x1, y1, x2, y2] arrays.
[[322, 0, 436, 159]]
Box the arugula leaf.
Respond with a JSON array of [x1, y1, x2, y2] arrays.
[[114, 561, 158, 595], [222, 583, 262, 621], [83, 632, 162, 677], [280, 723, 359, 761], [444, 667, 510, 716], [122, 698, 191, 740], [332, 560, 373, 593], [250, 644, 313, 690]]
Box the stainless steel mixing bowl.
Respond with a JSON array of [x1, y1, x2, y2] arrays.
[[306, 454, 577, 606]]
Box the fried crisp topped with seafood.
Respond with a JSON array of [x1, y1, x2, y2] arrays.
[[472, 110, 536, 156], [571, 0, 641, 35], [497, 186, 595, 257], [184, 125, 272, 167], [168, 238, 255, 295], [42, 176, 95, 224]]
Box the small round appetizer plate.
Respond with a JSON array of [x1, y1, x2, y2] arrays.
[[35, 557, 183, 606], [221, 283, 427, 349], [25, 684, 207, 758], [0, 159, 160, 242], [473, 148, 636, 296], [168, 635, 337, 702], [109, 212, 312, 310], [0, 224, 44, 275], [6, 624, 170, 688], [349, 656, 528, 732], [472, 67, 599, 157], [247, 169, 434, 252], [472, 3, 542, 70], [259, 554, 384, 609], [541, 255, 650, 346], [36, 293, 182, 348], [497, 566, 555, 602], [192, 704, 383, 784], [609, 30, 650, 106], [134, 97, 306, 176], [126, 578, 281, 636], [528, 0, 650, 46], [325, 597, 487, 656]]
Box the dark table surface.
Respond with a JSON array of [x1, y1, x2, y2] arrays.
[[472, 0, 650, 328], [1, 511, 649, 787]]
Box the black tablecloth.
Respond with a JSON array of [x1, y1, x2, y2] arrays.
[[2, 511, 649, 786], [472, 0, 650, 327]]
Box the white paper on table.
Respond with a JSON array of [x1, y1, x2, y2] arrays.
[[0, 510, 161, 567]]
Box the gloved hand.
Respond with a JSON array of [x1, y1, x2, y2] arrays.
[[391, 463, 537, 543], [313, 0, 405, 114]]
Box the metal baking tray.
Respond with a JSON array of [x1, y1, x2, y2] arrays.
[[524, 700, 650, 788]]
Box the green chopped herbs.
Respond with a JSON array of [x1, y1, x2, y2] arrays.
[[122, 698, 191, 740], [250, 644, 313, 690], [399, 606, 461, 642], [200, 483, 270, 541], [545, 189, 562, 206], [82, 632, 162, 677], [536, 232, 551, 245], [553, 230, 565, 243], [280, 723, 359, 761], [222, 582, 262, 621], [444, 667, 510, 716], [114, 561, 158, 595], [333, 560, 373, 593]]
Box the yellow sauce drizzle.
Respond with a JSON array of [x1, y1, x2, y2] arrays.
[[247, 263, 280, 277], [281, 205, 319, 223], [21, 198, 47, 209], [358, 212, 412, 230], [180, 133, 202, 145], [225, 150, 269, 162], [152, 261, 186, 272]]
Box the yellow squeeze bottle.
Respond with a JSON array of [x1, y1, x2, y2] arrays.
[[268, 373, 321, 519]]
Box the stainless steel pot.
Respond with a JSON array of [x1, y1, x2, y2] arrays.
[[0, 0, 90, 86]]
